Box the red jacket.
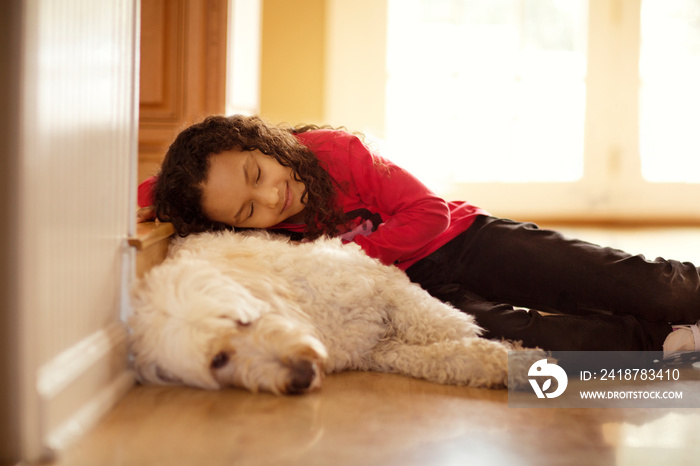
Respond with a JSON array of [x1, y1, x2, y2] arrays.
[[138, 129, 487, 270]]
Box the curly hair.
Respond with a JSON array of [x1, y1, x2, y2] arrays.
[[153, 114, 347, 239]]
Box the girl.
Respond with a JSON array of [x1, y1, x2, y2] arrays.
[[138, 114, 700, 356]]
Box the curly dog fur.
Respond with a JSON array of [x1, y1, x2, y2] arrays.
[[130, 230, 544, 395]]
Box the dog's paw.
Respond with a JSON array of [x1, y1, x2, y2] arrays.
[[506, 348, 553, 391]]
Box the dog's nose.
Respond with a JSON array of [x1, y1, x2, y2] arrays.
[[286, 360, 317, 394]]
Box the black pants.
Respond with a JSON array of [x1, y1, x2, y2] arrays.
[[405, 216, 700, 351]]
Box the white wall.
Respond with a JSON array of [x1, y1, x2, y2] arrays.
[[8, 0, 140, 461]]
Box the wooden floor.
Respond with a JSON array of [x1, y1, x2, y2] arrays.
[[48, 226, 700, 466]]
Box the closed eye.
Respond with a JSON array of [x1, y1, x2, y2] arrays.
[[248, 166, 261, 219], [211, 352, 230, 369]]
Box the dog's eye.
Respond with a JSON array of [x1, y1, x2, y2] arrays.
[[211, 352, 230, 369], [237, 320, 250, 327]]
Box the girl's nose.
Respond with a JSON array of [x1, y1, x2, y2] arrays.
[[257, 186, 279, 208]]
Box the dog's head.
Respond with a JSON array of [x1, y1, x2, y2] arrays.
[[129, 256, 327, 394]]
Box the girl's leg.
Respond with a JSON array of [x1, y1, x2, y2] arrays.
[[415, 285, 670, 351], [440, 216, 700, 324], [405, 216, 699, 351]]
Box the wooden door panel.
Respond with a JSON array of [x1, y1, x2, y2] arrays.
[[138, 0, 227, 184], [139, 0, 185, 121]]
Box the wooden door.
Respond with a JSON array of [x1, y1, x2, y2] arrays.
[[138, 0, 228, 183]]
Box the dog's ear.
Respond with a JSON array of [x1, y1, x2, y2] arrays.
[[131, 344, 223, 390], [130, 356, 183, 386], [154, 364, 184, 385]]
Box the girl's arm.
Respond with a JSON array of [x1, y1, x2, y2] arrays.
[[137, 205, 157, 222], [136, 176, 158, 223], [138, 176, 157, 208], [309, 131, 451, 267]]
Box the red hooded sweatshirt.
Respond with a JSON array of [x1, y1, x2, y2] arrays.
[[138, 129, 487, 270]]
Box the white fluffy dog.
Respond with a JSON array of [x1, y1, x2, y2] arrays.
[[130, 230, 541, 395]]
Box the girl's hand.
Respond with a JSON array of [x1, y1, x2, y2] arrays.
[[136, 206, 156, 223]]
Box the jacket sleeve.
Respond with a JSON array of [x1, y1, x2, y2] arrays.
[[334, 133, 450, 266], [137, 175, 157, 207]]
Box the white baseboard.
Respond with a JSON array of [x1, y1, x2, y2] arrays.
[[36, 322, 135, 457]]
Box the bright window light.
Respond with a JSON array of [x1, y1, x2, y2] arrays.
[[384, 0, 588, 190], [226, 0, 261, 116], [640, 0, 700, 183]]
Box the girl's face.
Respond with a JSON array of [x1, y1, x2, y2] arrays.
[[201, 149, 307, 229]]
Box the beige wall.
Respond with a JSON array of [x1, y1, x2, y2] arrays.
[[260, 0, 326, 125], [324, 0, 386, 137], [259, 0, 387, 135]]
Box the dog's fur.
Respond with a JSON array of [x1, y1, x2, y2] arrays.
[[130, 230, 543, 395]]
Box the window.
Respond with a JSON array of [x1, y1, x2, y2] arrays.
[[386, 0, 587, 187], [226, 0, 261, 116], [378, 0, 700, 221], [639, 0, 700, 182]]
